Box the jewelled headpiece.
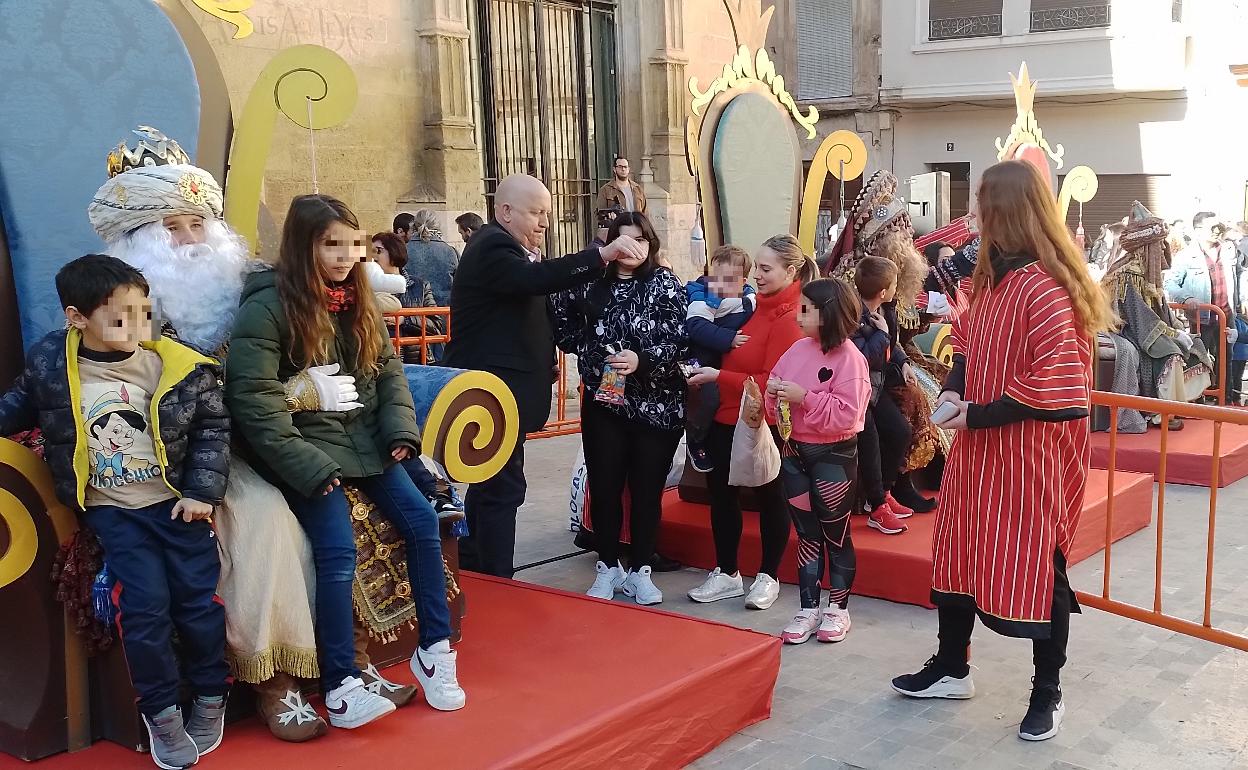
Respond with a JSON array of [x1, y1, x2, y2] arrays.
[[106, 126, 192, 179]]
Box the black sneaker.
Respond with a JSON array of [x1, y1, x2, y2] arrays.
[[891, 476, 937, 513], [687, 442, 713, 473], [891, 655, 975, 699], [1019, 681, 1064, 741], [649, 552, 683, 573], [432, 493, 463, 518]]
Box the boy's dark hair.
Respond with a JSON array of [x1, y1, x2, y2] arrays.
[[853, 256, 898, 300], [710, 244, 752, 275], [56, 254, 149, 316], [802, 278, 861, 353], [1193, 211, 1218, 229], [393, 212, 416, 235], [455, 212, 484, 232]]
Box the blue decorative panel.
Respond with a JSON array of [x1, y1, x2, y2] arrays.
[[712, 92, 799, 256]]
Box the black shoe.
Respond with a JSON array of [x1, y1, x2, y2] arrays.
[[892, 476, 937, 514], [1018, 680, 1064, 741], [891, 655, 975, 699], [649, 552, 683, 573], [431, 493, 463, 518], [687, 442, 713, 473]]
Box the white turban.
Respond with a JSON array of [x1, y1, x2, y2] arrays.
[[88, 163, 225, 243]]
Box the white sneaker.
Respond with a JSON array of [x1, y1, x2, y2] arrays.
[[744, 573, 780, 610], [622, 565, 663, 605], [324, 676, 396, 729], [411, 640, 466, 711], [587, 561, 627, 600], [687, 568, 745, 603], [816, 607, 851, 643], [780, 609, 821, 644]]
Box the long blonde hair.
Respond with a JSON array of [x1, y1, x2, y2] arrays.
[[973, 161, 1113, 335], [760, 234, 819, 286]]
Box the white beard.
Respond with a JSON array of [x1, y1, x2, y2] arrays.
[[110, 220, 252, 353]]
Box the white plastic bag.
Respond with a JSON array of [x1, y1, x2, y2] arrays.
[[568, 445, 588, 532], [728, 380, 781, 487]]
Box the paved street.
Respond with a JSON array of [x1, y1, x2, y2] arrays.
[[510, 431, 1248, 769]]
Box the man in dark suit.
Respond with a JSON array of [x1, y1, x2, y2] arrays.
[[443, 174, 645, 578]]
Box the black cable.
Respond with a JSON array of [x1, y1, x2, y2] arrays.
[[513, 549, 591, 573]]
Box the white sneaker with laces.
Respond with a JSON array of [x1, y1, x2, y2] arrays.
[[817, 607, 851, 643], [587, 561, 627, 599], [411, 640, 467, 711], [324, 676, 396, 729], [744, 573, 780, 610], [687, 568, 745, 603], [780, 609, 821, 644], [622, 565, 663, 605]]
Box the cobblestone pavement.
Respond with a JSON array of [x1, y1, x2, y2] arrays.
[[510, 432, 1248, 769]]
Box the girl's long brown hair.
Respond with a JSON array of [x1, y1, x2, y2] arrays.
[[278, 195, 384, 373], [973, 160, 1112, 335]]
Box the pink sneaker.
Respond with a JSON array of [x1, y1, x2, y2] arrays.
[[780, 609, 821, 644], [816, 607, 851, 642], [868, 505, 908, 535], [884, 493, 915, 518]]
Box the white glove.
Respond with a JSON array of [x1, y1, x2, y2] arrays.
[[307, 363, 363, 412], [926, 291, 951, 317]]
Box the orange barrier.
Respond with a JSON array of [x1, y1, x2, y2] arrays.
[[1086, 389, 1248, 651], [1169, 302, 1229, 405], [386, 308, 582, 440]]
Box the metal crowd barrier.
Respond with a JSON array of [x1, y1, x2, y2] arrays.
[[1086, 389, 1248, 651], [385, 307, 582, 440]]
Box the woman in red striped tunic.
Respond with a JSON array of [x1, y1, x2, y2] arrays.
[[891, 160, 1113, 742]]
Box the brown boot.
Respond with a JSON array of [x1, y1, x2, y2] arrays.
[[355, 623, 418, 707], [254, 673, 328, 742]]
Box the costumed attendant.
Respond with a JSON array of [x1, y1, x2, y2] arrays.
[[891, 160, 1111, 742], [553, 212, 689, 604], [686, 235, 817, 609], [765, 278, 870, 644], [226, 195, 466, 729]]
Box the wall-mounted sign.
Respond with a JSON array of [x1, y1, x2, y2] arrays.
[[946, 142, 955, 152]]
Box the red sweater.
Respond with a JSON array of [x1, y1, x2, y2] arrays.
[[714, 280, 804, 425]]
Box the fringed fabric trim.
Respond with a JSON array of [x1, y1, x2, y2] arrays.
[[228, 644, 320, 684]]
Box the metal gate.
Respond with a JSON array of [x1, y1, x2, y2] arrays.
[[476, 0, 618, 259]]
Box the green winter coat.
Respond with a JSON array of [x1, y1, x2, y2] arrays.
[[225, 270, 420, 497]]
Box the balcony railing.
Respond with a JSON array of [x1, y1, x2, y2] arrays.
[[928, 13, 1002, 41], [1030, 4, 1111, 32]]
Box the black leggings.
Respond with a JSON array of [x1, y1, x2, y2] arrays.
[[857, 391, 912, 509], [779, 439, 858, 609], [581, 399, 683, 568], [704, 421, 791, 577], [936, 551, 1074, 686]]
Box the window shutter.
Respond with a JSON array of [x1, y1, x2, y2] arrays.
[[795, 0, 852, 100], [1059, 173, 1172, 237]]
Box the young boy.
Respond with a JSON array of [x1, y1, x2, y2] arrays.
[[851, 256, 914, 536], [684, 245, 756, 471], [0, 255, 231, 770]]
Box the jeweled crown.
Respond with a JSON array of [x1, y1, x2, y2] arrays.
[[106, 126, 191, 179]]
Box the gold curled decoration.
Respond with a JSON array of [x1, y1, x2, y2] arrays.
[[189, 0, 255, 40], [225, 45, 359, 252], [1058, 165, 1099, 222], [421, 370, 520, 484], [685, 115, 702, 179], [0, 440, 76, 590], [994, 62, 1064, 168], [689, 45, 819, 139], [798, 130, 868, 255]]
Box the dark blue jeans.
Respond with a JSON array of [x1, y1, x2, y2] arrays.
[[283, 464, 451, 691], [84, 498, 228, 716]]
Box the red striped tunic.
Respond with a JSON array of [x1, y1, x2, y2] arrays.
[[932, 263, 1091, 636]]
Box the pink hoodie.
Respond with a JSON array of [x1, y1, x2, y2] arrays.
[[765, 337, 871, 444]]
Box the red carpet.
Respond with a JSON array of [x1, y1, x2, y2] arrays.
[[1, 575, 779, 770], [1090, 420, 1248, 487], [658, 468, 1154, 609]]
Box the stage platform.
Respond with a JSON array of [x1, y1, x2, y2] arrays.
[[0, 575, 780, 770], [1090, 420, 1248, 488], [658, 468, 1154, 609]]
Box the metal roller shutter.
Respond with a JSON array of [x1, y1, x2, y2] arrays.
[[1059, 173, 1171, 237], [795, 0, 852, 100]]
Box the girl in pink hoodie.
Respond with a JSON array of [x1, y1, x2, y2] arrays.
[[764, 278, 871, 645]]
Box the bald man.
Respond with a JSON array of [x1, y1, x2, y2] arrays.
[[444, 174, 646, 578]]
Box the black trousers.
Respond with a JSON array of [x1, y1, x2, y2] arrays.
[[1201, 323, 1238, 402], [935, 551, 1075, 687], [685, 382, 721, 445], [581, 399, 683, 568], [857, 390, 912, 508], [461, 439, 526, 578], [704, 421, 792, 577]]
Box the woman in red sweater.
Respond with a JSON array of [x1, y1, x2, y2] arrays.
[[687, 234, 817, 609]]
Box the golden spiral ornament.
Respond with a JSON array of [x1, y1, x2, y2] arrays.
[[799, 130, 869, 255], [1058, 165, 1098, 223], [421, 371, 520, 484]]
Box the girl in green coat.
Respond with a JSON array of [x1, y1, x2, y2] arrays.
[[226, 195, 465, 730]]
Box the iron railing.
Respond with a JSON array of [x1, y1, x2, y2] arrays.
[[929, 13, 1002, 40], [1030, 4, 1110, 32]]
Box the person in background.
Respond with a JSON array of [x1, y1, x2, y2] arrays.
[[892, 160, 1111, 742], [554, 212, 688, 605], [393, 212, 415, 243], [372, 231, 443, 365], [685, 234, 817, 610], [591, 205, 624, 249], [766, 277, 870, 645], [455, 212, 484, 245], [923, 241, 954, 269], [684, 244, 756, 472], [406, 209, 460, 307], [596, 156, 647, 214]]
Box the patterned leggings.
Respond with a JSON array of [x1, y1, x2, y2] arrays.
[[779, 438, 859, 610]]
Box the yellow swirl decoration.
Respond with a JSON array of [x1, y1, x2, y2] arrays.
[[225, 45, 359, 251], [799, 130, 868, 255], [0, 440, 75, 590], [421, 371, 520, 484], [189, 0, 255, 39], [0, 488, 36, 591], [689, 45, 819, 139], [1058, 165, 1099, 223]]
